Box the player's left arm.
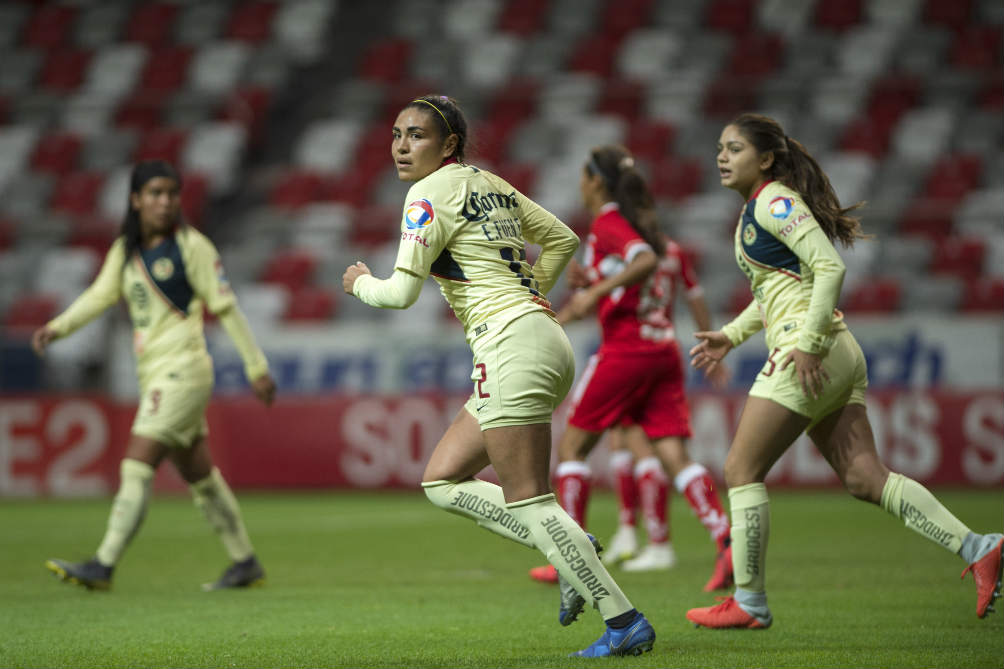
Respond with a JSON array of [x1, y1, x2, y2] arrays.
[[183, 231, 272, 399], [520, 196, 579, 295]]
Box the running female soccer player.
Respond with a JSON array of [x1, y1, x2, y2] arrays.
[[685, 113, 1003, 629], [528, 145, 732, 590], [342, 95, 654, 657], [34, 160, 276, 592]]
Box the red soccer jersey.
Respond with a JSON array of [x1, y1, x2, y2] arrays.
[[583, 204, 701, 353]]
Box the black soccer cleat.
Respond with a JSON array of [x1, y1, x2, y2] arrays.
[[45, 557, 113, 591], [202, 555, 265, 591]]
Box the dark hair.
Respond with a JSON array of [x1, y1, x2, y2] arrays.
[[586, 145, 665, 256], [404, 95, 469, 163], [120, 160, 182, 264], [728, 113, 867, 247]]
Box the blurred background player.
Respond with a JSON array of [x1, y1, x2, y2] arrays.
[[529, 145, 733, 590], [342, 95, 654, 657], [685, 113, 1003, 629], [33, 160, 276, 592]]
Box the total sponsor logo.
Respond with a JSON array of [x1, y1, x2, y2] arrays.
[[768, 196, 794, 219], [405, 198, 435, 229], [778, 213, 811, 237]]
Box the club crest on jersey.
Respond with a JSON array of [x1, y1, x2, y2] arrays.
[[768, 196, 794, 219], [405, 198, 435, 229], [151, 257, 174, 281], [743, 223, 757, 246]]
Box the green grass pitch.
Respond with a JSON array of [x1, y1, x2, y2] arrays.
[[1, 488, 1001, 668]]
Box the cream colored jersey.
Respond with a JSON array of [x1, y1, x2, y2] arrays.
[[393, 163, 576, 341], [47, 225, 268, 390], [722, 180, 847, 355]]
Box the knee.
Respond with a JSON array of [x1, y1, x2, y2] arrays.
[[723, 452, 762, 489]]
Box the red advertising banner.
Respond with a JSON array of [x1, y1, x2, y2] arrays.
[[1, 390, 1001, 497]]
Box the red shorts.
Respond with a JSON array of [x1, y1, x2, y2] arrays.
[[567, 345, 691, 439]]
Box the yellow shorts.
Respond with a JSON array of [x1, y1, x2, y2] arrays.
[[132, 368, 213, 448], [464, 310, 575, 429], [748, 328, 868, 430]]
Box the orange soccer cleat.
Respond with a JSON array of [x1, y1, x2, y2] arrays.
[[529, 564, 558, 583], [961, 535, 1003, 618], [686, 595, 772, 629], [703, 545, 734, 592]]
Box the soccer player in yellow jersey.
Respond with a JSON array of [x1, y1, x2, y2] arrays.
[[684, 113, 1003, 629], [33, 160, 276, 592], [342, 95, 654, 657]]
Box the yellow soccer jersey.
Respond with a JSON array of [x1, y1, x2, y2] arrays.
[[47, 225, 268, 388], [393, 162, 577, 336], [722, 181, 847, 355]]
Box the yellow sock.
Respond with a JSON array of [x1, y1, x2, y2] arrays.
[[422, 479, 535, 548], [96, 458, 154, 566], [190, 468, 254, 562], [881, 473, 971, 553], [728, 483, 769, 593], [508, 493, 634, 620]]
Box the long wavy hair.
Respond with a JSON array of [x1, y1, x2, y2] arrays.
[[586, 144, 665, 255], [120, 160, 182, 265], [729, 113, 867, 247]]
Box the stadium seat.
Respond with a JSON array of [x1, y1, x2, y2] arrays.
[[498, 0, 551, 35], [349, 205, 399, 248], [839, 116, 893, 159], [950, 26, 1003, 70], [134, 127, 189, 165], [923, 0, 973, 29], [814, 0, 863, 31], [3, 293, 61, 332], [284, 286, 336, 322], [180, 173, 210, 225], [461, 34, 522, 88], [843, 277, 902, 313], [960, 276, 1004, 313], [226, 2, 279, 43], [260, 249, 318, 292], [599, 0, 654, 41], [175, 3, 230, 46], [74, 3, 130, 49], [84, 44, 149, 98], [114, 94, 166, 132], [124, 3, 178, 46], [625, 118, 676, 162], [649, 157, 704, 202], [219, 86, 273, 145], [270, 170, 325, 210], [39, 48, 91, 91], [931, 237, 986, 278], [50, 172, 105, 216], [23, 4, 77, 49], [597, 79, 644, 120], [358, 38, 412, 83], [189, 41, 252, 95], [273, 0, 338, 63], [703, 75, 757, 119], [726, 33, 783, 80], [924, 154, 983, 203], [181, 121, 247, 194], [67, 216, 118, 257], [497, 162, 539, 196], [617, 28, 682, 82], [898, 200, 953, 242], [31, 132, 82, 176], [568, 35, 619, 77], [294, 119, 363, 173], [979, 77, 1002, 109], [138, 46, 193, 93], [705, 0, 755, 35]]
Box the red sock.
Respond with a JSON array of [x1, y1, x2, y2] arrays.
[[555, 461, 591, 529], [675, 463, 730, 551], [635, 457, 669, 544], [609, 450, 637, 528]]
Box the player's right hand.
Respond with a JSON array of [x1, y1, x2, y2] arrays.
[[565, 258, 589, 289], [31, 326, 56, 357], [251, 374, 277, 407], [690, 331, 733, 373]]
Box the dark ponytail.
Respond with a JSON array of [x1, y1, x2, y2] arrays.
[[587, 145, 665, 256], [120, 160, 182, 266], [405, 94, 469, 163], [729, 113, 868, 247]]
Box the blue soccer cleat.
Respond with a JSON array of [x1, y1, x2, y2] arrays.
[[558, 533, 602, 626], [45, 557, 113, 591], [570, 611, 656, 657]]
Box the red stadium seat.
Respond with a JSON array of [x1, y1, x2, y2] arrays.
[[39, 48, 91, 91], [0, 218, 13, 252], [979, 75, 1003, 110], [50, 172, 105, 216], [22, 5, 77, 49], [322, 170, 382, 208], [599, 0, 654, 41], [597, 79, 644, 120], [358, 39, 412, 83], [134, 127, 189, 165], [0, 94, 8, 124], [470, 121, 515, 165], [270, 170, 325, 210], [67, 217, 118, 258], [569, 35, 619, 77], [220, 86, 273, 145], [814, 0, 862, 31], [485, 79, 539, 132], [3, 294, 61, 332], [226, 1, 279, 43], [924, 154, 983, 203], [31, 132, 82, 176], [115, 94, 166, 132], [124, 3, 179, 46], [931, 237, 986, 279], [705, 0, 754, 35], [950, 27, 1003, 70], [496, 162, 538, 195], [703, 75, 757, 119], [498, 0, 551, 35], [626, 119, 676, 162], [649, 157, 703, 201], [139, 47, 193, 93], [839, 117, 893, 159], [727, 34, 783, 80], [843, 278, 901, 313], [260, 250, 317, 291], [350, 206, 399, 247], [180, 173, 210, 225], [898, 200, 953, 242], [923, 0, 972, 30], [284, 286, 336, 322], [960, 277, 1004, 313]]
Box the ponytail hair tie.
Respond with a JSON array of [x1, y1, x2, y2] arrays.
[[618, 156, 635, 169]]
